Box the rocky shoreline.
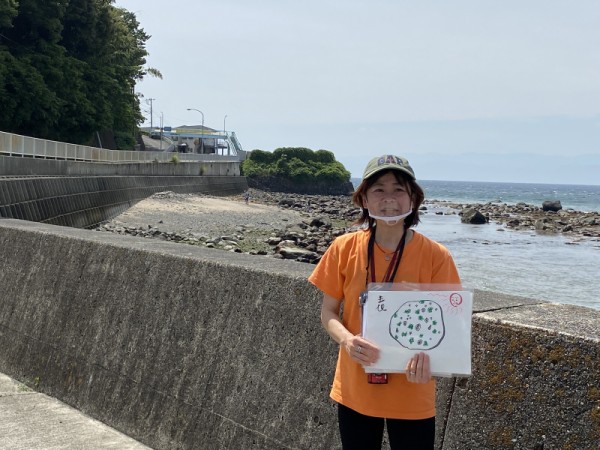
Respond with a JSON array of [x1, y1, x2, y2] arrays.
[[94, 189, 600, 264], [241, 189, 600, 240], [439, 200, 600, 238]]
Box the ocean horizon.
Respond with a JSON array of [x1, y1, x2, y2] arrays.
[[351, 178, 600, 213]]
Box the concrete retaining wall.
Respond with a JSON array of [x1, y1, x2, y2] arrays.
[[0, 156, 247, 228], [0, 220, 598, 449], [0, 155, 240, 177]]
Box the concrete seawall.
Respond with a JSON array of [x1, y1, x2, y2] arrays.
[[0, 155, 240, 177], [0, 220, 598, 449], [0, 156, 247, 228]]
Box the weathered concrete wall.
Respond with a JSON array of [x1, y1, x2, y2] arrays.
[[0, 155, 240, 177], [0, 176, 247, 229], [0, 155, 246, 228], [435, 293, 600, 449], [0, 220, 598, 450]]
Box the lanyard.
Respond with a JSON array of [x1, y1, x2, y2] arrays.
[[366, 228, 407, 286], [363, 229, 408, 385]]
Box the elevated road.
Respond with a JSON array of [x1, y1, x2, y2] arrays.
[[140, 134, 173, 152]]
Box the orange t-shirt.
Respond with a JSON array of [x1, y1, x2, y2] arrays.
[[308, 228, 461, 419]]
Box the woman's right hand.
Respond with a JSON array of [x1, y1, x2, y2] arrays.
[[342, 335, 380, 366], [321, 294, 380, 366]]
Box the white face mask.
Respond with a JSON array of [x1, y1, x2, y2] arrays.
[[368, 209, 413, 226]]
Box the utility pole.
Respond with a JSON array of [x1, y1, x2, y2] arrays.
[[223, 114, 228, 156], [160, 112, 164, 151], [147, 98, 156, 129]]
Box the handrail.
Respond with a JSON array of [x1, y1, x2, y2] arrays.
[[0, 131, 241, 163]]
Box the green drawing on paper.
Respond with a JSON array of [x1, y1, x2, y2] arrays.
[[388, 300, 446, 350]]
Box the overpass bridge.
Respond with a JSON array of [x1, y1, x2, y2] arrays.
[[142, 126, 247, 159]]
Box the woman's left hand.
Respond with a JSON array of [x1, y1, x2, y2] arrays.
[[405, 352, 432, 383]]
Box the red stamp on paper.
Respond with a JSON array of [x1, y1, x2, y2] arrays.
[[449, 293, 463, 307]]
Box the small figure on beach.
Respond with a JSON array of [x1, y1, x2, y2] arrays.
[[244, 191, 250, 204], [308, 154, 461, 450]]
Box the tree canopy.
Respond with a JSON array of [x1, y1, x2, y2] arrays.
[[242, 147, 351, 185], [0, 0, 157, 148]]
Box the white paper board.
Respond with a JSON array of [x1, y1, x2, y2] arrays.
[[361, 286, 473, 377]]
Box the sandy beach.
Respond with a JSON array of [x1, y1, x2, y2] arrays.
[[97, 191, 319, 256], [107, 191, 307, 236]]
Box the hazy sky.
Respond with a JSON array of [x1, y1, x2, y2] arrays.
[[115, 0, 599, 184]]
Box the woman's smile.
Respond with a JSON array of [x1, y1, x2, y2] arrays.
[[364, 172, 411, 217]]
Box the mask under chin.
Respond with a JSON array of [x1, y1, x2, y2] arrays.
[[368, 209, 413, 225]]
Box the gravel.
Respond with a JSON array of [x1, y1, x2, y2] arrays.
[[103, 191, 308, 237]]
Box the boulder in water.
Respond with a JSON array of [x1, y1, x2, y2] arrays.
[[460, 208, 488, 224], [542, 200, 562, 212]]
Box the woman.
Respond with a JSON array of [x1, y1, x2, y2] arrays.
[[308, 155, 461, 450]]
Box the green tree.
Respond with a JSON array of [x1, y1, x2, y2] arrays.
[[0, 0, 157, 148], [0, 49, 59, 135], [286, 157, 313, 182], [0, 0, 18, 29], [242, 147, 351, 185]]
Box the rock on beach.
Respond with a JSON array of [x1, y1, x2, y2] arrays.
[[94, 190, 600, 264], [439, 200, 600, 239]]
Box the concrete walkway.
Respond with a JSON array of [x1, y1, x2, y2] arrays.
[[0, 373, 149, 450]]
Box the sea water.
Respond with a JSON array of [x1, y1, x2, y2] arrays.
[[351, 179, 600, 310], [419, 180, 600, 213]]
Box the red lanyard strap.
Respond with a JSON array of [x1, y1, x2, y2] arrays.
[[366, 228, 407, 285]]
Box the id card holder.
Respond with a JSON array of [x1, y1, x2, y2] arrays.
[[368, 373, 388, 384], [359, 291, 368, 308]]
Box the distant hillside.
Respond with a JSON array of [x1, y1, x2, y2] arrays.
[[242, 148, 353, 195]]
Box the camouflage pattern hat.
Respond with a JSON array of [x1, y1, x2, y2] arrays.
[[362, 155, 415, 181]]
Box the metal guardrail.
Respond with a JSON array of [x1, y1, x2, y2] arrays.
[[0, 131, 241, 163], [227, 131, 248, 160]]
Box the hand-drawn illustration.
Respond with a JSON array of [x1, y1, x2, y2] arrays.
[[363, 288, 472, 376], [389, 300, 445, 350]]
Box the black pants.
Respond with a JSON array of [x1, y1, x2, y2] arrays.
[[338, 403, 435, 450]]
